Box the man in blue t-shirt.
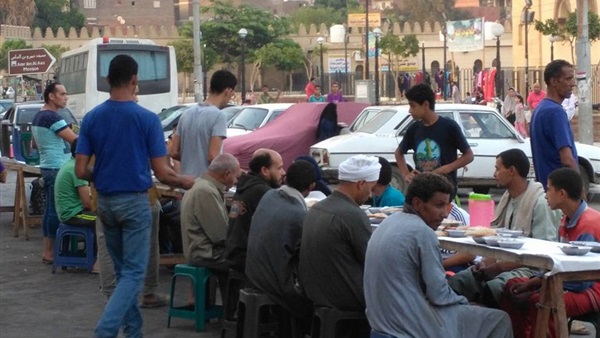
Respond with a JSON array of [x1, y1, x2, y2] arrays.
[[395, 84, 474, 196], [75, 55, 195, 338], [530, 59, 578, 190]]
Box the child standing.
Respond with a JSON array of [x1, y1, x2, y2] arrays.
[[514, 94, 528, 137]]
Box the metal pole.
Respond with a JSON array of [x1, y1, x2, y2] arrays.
[[576, 0, 593, 144], [496, 36, 501, 98], [550, 41, 554, 61], [344, 34, 348, 94], [241, 40, 246, 103], [365, 0, 369, 80], [443, 30, 447, 100], [192, 0, 203, 103], [421, 43, 426, 83], [375, 36, 380, 105], [524, 6, 530, 96], [320, 45, 325, 90], [202, 43, 207, 100]]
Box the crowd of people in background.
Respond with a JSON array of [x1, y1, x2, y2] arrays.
[[1, 55, 597, 338]]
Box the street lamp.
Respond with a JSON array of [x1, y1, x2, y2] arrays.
[[238, 28, 248, 103], [365, 0, 369, 80], [491, 22, 505, 98], [421, 42, 426, 84], [523, 0, 533, 95], [317, 37, 325, 90], [548, 35, 561, 61], [373, 28, 382, 105], [344, 30, 349, 94], [202, 43, 207, 100]]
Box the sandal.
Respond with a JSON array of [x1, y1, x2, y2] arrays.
[[42, 258, 53, 264]]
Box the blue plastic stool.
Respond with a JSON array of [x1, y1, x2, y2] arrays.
[[167, 264, 223, 332], [52, 223, 96, 273]]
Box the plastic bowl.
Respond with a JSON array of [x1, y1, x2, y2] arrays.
[[570, 241, 600, 253], [496, 229, 523, 238], [498, 239, 525, 249], [473, 236, 487, 244], [483, 236, 503, 246], [446, 229, 467, 238], [559, 245, 592, 256]]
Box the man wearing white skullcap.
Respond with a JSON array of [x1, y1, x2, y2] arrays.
[[299, 155, 380, 336]]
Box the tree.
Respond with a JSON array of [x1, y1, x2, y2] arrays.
[[379, 33, 419, 98], [185, 0, 291, 65], [254, 39, 305, 90], [386, 0, 468, 25], [32, 0, 85, 36], [169, 38, 221, 96], [534, 11, 600, 64], [0, 39, 32, 72], [314, 0, 359, 11], [289, 6, 346, 30], [0, 0, 37, 26]]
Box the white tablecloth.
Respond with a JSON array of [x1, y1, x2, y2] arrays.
[[440, 236, 600, 275]]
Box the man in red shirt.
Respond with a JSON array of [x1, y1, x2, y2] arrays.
[[526, 82, 546, 111], [304, 77, 316, 100]]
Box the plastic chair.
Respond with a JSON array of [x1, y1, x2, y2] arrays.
[[310, 306, 369, 338], [221, 269, 246, 338], [237, 288, 281, 338], [167, 264, 223, 332], [569, 312, 600, 338], [52, 223, 96, 273], [15, 125, 40, 165]]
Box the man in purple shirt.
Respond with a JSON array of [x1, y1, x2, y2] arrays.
[[326, 82, 344, 103]]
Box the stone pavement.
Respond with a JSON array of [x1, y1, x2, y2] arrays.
[[0, 171, 221, 338]]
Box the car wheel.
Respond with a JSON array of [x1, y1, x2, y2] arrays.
[[579, 164, 590, 197], [391, 165, 408, 194]]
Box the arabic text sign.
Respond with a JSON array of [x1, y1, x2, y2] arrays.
[[394, 57, 419, 72], [348, 13, 381, 28], [446, 18, 484, 52], [8, 48, 56, 75], [328, 56, 350, 73]]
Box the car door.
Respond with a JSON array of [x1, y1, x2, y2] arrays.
[[458, 110, 526, 179]]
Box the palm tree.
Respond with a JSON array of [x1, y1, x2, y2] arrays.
[[0, 0, 37, 26]]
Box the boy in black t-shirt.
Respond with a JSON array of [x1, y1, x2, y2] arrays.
[[394, 84, 474, 196]]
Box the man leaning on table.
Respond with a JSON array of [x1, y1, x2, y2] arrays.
[[365, 173, 513, 338], [501, 167, 600, 338], [448, 149, 558, 308]]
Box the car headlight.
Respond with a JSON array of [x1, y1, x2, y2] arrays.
[[311, 149, 329, 166]]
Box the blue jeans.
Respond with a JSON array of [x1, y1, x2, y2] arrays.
[[94, 192, 151, 338], [41, 168, 60, 238]]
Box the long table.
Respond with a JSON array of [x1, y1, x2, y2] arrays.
[[1, 159, 42, 240], [439, 236, 600, 338]]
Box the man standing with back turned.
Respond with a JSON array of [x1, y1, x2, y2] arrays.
[[76, 55, 195, 338], [530, 60, 578, 190]]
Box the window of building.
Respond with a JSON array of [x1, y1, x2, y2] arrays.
[[84, 0, 97, 8]]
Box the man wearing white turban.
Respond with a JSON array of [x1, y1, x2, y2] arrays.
[[299, 155, 380, 337]]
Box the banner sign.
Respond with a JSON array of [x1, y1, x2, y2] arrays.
[[348, 13, 381, 28], [328, 56, 350, 73], [367, 32, 381, 58], [394, 57, 419, 72], [446, 18, 484, 52]]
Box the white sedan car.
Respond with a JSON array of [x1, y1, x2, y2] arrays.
[[227, 103, 293, 137], [310, 103, 600, 193]]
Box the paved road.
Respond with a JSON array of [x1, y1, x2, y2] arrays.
[[0, 170, 596, 337]]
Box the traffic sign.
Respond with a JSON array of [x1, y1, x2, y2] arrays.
[[8, 48, 56, 76]]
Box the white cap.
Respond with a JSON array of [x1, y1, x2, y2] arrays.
[[338, 155, 381, 182]]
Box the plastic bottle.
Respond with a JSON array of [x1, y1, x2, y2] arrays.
[[468, 192, 494, 227]]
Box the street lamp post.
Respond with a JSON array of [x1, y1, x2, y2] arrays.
[[548, 35, 560, 61], [373, 28, 382, 105], [317, 37, 325, 90], [442, 28, 447, 100], [524, 0, 533, 95], [344, 31, 349, 94], [491, 22, 505, 98], [421, 42, 426, 84], [365, 0, 369, 80], [202, 43, 207, 100], [238, 28, 248, 103]]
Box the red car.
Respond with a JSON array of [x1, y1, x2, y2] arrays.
[[224, 102, 368, 169]]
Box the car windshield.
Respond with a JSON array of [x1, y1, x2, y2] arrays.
[[459, 112, 515, 139], [228, 107, 268, 130], [0, 101, 13, 112], [158, 105, 189, 128], [356, 110, 397, 133], [351, 108, 382, 132], [16, 106, 77, 125], [222, 106, 241, 123]]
